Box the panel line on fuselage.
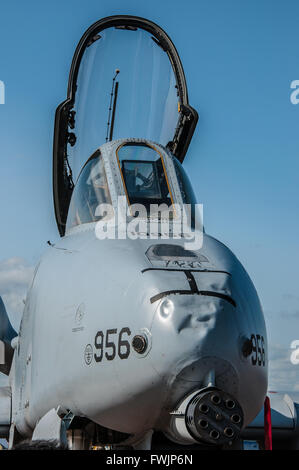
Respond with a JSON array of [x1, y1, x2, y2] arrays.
[[143, 268, 236, 307], [149, 289, 236, 307], [141, 268, 232, 276]]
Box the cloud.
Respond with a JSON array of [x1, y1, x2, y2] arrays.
[[268, 343, 299, 392], [0, 257, 34, 330], [277, 293, 299, 318]]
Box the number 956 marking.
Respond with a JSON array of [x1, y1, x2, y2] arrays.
[[251, 334, 266, 366], [94, 327, 131, 363]]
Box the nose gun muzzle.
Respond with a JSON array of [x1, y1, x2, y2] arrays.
[[167, 388, 244, 446]]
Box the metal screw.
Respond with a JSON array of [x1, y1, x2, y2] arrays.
[[132, 335, 147, 354]]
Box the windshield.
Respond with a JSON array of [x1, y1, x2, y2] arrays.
[[66, 151, 111, 231], [117, 143, 174, 210], [66, 140, 198, 232]]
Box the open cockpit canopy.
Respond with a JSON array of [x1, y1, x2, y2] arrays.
[[53, 16, 198, 235]]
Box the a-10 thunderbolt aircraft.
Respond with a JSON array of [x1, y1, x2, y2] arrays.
[[0, 15, 298, 450]]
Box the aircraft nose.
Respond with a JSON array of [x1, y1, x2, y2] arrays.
[[149, 287, 267, 427]]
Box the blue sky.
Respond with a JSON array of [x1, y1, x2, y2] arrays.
[[0, 0, 298, 390]]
